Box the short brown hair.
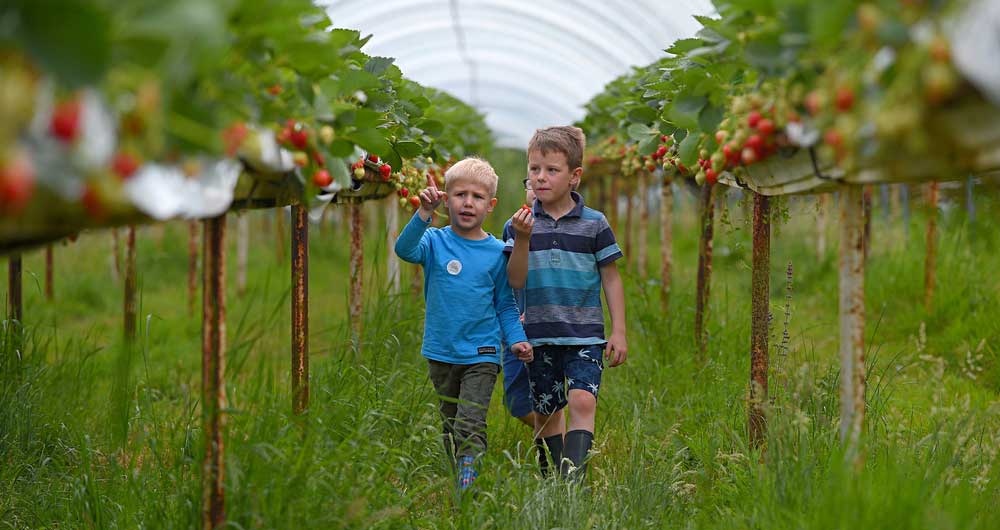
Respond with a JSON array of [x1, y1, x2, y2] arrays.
[[444, 157, 498, 197], [528, 126, 586, 170]]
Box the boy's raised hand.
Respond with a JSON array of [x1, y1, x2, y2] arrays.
[[510, 204, 534, 238], [417, 174, 446, 221], [511, 341, 533, 363]]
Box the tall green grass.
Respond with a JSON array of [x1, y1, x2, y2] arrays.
[[2, 180, 999, 528]]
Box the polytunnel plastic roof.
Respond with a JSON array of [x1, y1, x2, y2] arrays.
[[320, 0, 716, 147]]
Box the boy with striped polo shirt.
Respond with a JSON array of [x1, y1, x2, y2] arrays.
[[505, 126, 628, 480]]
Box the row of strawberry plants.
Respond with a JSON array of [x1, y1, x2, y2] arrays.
[[0, 0, 490, 240], [578, 0, 997, 191]]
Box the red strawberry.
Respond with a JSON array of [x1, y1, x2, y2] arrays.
[[267, 84, 283, 96], [290, 127, 308, 150], [745, 134, 764, 151], [408, 196, 420, 208], [705, 168, 717, 185], [50, 98, 82, 143], [654, 145, 667, 158], [312, 169, 332, 187], [399, 188, 409, 197], [379, 163, 392, 180], [111, 152, 141, 180], [835, 87, 855, 112], [747, 110, 762, 129], [367, 153, 380, 163], [0, 151, 36, 213], [757, 119, 775, 136]]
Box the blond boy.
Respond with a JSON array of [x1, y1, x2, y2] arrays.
[[395, 157, 532, 491]]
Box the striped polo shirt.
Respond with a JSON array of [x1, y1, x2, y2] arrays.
[[503, 192, 623, 346]]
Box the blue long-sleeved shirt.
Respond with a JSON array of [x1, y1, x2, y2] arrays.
[[394, 212, 527, 365]]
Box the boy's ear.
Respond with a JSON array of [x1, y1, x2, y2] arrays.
[[487, 197, 498, 212], [571, 166, 583, 187]]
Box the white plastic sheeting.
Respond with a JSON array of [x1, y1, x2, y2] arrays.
[[320, 0, 715, 147]]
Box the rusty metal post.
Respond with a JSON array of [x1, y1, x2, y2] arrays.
[[237, 214, 249, 296], [124, 226, 137, 343], [291, 205, 309, 415], [749, 193, 770, 449], [839, 186, 865, 466], [637, 171, 649, 279], [349, 203, 364, 349], [201, 215, 227, 529], [188, 220, 199, 316], [660, 177, 673, 313], [925, 182, 939, 311], [8, 254, 22, 323], [387, 197, 400, 293], [695, 184, 716, 354], [45, 245, 53, 300]]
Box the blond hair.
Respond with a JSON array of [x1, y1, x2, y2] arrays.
[[528, 126, 586, 170], [444, 157, 498, 197]]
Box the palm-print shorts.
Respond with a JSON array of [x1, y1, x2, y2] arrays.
[[525, 344, 604, 416]]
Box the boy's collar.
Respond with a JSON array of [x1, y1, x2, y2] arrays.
[[533, 191, 584, 219]]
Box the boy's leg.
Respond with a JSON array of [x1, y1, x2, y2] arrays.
[[526, 345, 569, 475], [427, 360, 462, 465], [454, 362, 499, 489], [563, 344, 605, 481]]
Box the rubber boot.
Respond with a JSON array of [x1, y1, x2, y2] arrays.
[[563, 430, 594, 482]]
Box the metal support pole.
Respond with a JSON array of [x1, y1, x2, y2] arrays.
[[291, 205, 309, 415], [201, 215, 227, 529]]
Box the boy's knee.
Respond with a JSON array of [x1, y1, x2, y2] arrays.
[[568, 391, 596, 416]]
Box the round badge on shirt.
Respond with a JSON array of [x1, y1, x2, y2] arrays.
[[446, 260, 462, 275]]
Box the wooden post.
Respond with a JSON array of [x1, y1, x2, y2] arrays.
[[694, 184, 716, 354], [188, 220, 199, 316], [123, 226, 137, 343], [201, 215, 226, 529], [291, 205, 309, 415], [637, 171, 649, 279], [349, 203, 364, 349], [660, 177, 673, 313], [817, 194, 828, 259], [7, 254, 22, 323], [749, 193, 770, 449], [237, 214, 249, 296], [387, 198, 400, 293], [839, 186, 865, 466], [45, 245, 54, 301], [925, 182, 939, 312]]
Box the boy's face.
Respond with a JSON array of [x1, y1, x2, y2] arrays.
[[445, 178, 497, 232], [527, 149, 581, 204]]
